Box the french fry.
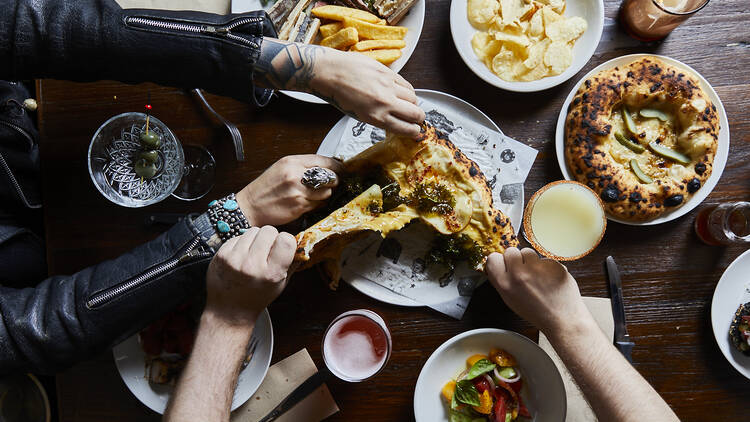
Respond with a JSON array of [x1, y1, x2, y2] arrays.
[[319, 22, 344, 38], [342, 17, 407, 40], [357, 48, 402, 65], [311, 5, 381, 24], [351, 39, 406, 51], [320, 27, 359, 50]]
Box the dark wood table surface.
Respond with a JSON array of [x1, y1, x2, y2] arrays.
[[36, 0, 749, 420]]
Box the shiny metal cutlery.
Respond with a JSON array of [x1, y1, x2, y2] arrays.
[[606, 256, 635, 362], [192, 88, 245, 161]]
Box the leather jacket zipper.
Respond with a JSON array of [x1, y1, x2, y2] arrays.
[[125, 16, 262, 49], [86, 236, 211, 309], [0, 120, 40, 209]]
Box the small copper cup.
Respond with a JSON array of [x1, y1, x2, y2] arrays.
[[619, 0, 711, 41]]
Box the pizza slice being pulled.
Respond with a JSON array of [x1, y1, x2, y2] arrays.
[[295, 124, 518, 288]]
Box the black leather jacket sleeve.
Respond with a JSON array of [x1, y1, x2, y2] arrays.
[[0, 0, 277, 105], [0, 213, 218, 375]]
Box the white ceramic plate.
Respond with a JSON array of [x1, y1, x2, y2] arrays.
[[555, 54, 730, 226], [317, 88, 519, 307], [233, 0, 425, 104], [711, 249, 750, 380], [414, 328, 566, 422], [449, 0, 604, 92], [113, 309, 274, 414]]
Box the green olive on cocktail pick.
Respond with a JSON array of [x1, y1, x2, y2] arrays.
[[139, 131, 161, 150], [134, 158, 158, 179], [139, 150, 159, 164]]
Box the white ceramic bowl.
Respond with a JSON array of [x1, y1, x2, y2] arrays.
[[233, 0, 425, 104], [449, 0, 604, 92], [414, 328, 566, 422], [711, 249, 750, 380], [113, 309, 274, 414]]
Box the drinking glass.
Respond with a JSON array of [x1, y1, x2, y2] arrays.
[[88, 113, 215, 207], [694, 202, 750, 246], [619, 0, 710, 41], [322, 309, 392, 382]]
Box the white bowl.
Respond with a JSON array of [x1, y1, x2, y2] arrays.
[[711, 249, 750, 380], [414, 328, 566, 422], [233, 0, 425, 104], [449, 0, 604, 92]]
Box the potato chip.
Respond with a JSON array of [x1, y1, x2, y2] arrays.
[[543, 40, 572, 75], [491, 50, 516, 79], [523, 38, 549, 69], [499, 0, 528, 26], [472, 32, 502, 62], [493, 31, 530, 53], [541, 5, 561, 27], [535, 0, 564, 13], [468, 0, 499, 29], [529, 9, 544, 37], [518, 61, 549, 81], [545, 16, 587, 42]]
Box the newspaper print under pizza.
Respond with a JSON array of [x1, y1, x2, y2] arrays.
[[333, 99, 537, 319]]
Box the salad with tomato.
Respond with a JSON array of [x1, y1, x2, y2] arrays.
[[441, 348, 531, 422]]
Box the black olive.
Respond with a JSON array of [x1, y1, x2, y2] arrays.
[[664, 194, 684, 207], [600, 185, 621, 202], [694, 162, 706, 175], [687, 178, 701, 193], [629, 192, 642, 203]]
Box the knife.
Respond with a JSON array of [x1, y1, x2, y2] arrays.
[[605, 256, 635, 363], [258, 367, 332, 422]]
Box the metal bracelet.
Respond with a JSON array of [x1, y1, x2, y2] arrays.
[[206, 193, 251, 242]]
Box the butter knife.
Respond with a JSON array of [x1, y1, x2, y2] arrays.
[[606, 256, 635, 362], [258, 367, 332, 422]]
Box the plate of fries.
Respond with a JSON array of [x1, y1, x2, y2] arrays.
[[234, 0, 425, 104], [450, 0, 603, 92]]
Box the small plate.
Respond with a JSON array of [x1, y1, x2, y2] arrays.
[[555, 53, 730, 226], [113, 309, 274, 414], [449, 0, 604, 92], [414, 328, 566, 422], [317, 89, 518, 307], [711, 249, 750, 380], [232, 0, 425, 104]]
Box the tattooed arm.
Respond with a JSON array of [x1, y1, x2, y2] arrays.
[[254, 38, 425, 137]]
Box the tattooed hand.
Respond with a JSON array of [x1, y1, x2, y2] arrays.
[[254, 39, 425, 138]]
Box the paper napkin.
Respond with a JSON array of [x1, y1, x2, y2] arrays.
[[538, 297, 615, 422], [231, 349, 339, 422]]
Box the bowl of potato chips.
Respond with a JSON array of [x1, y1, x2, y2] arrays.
[[450, 0, 603, 92]]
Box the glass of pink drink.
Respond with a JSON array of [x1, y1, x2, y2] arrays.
[[322, 310, 392, 382]]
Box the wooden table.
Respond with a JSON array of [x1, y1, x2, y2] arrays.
[[37, 0, 750, 420]]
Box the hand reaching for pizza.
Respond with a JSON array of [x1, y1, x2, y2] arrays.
[[311, 48, 425, 137], [485, 248, 592, 335], [205, 226, 297, 325], [236, 155, 343, 227]]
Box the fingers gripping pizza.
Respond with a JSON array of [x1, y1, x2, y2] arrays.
[[565, 57, 719, 221], [295, 124, 518, 288]]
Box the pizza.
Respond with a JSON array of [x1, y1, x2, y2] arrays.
[[295, 124, 518, 288], [564, 57, 719, 221]]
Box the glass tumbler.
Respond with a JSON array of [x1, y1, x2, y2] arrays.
[[619, 0, 711, 41], [695, 202, 750, 246]]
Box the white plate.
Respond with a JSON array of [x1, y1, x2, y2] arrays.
[[317, 88, 518, 307], [449, 0, 604, 92], [233, 0, 425, 104], [414, 328, 566, 422], [711, 249, 750, 380], [113, 309, 274, 414], [555, 54, 730, 226]]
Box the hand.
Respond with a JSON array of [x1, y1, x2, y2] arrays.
[[237, 155, 342, 227], [310, 48, 425, 137], [485, 248, 591, 334], [205, 226, 296, 324]]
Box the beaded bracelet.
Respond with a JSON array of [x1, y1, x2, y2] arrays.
[[207, 193, 252, 242]]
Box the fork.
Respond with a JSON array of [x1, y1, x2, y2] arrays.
[[191, 88, 245, 161], [241, 335, 259, 370]]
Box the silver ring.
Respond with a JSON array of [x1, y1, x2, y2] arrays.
[[301, 167, 338, 190]]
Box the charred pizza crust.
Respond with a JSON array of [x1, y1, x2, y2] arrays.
[[565, 57, 719, 221], [295, 124, 518, 286]]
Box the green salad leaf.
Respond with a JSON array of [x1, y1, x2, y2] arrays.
[[448, 409, 485, 422], [454, 380, 481, 406], [465, 358, 497, 380]]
